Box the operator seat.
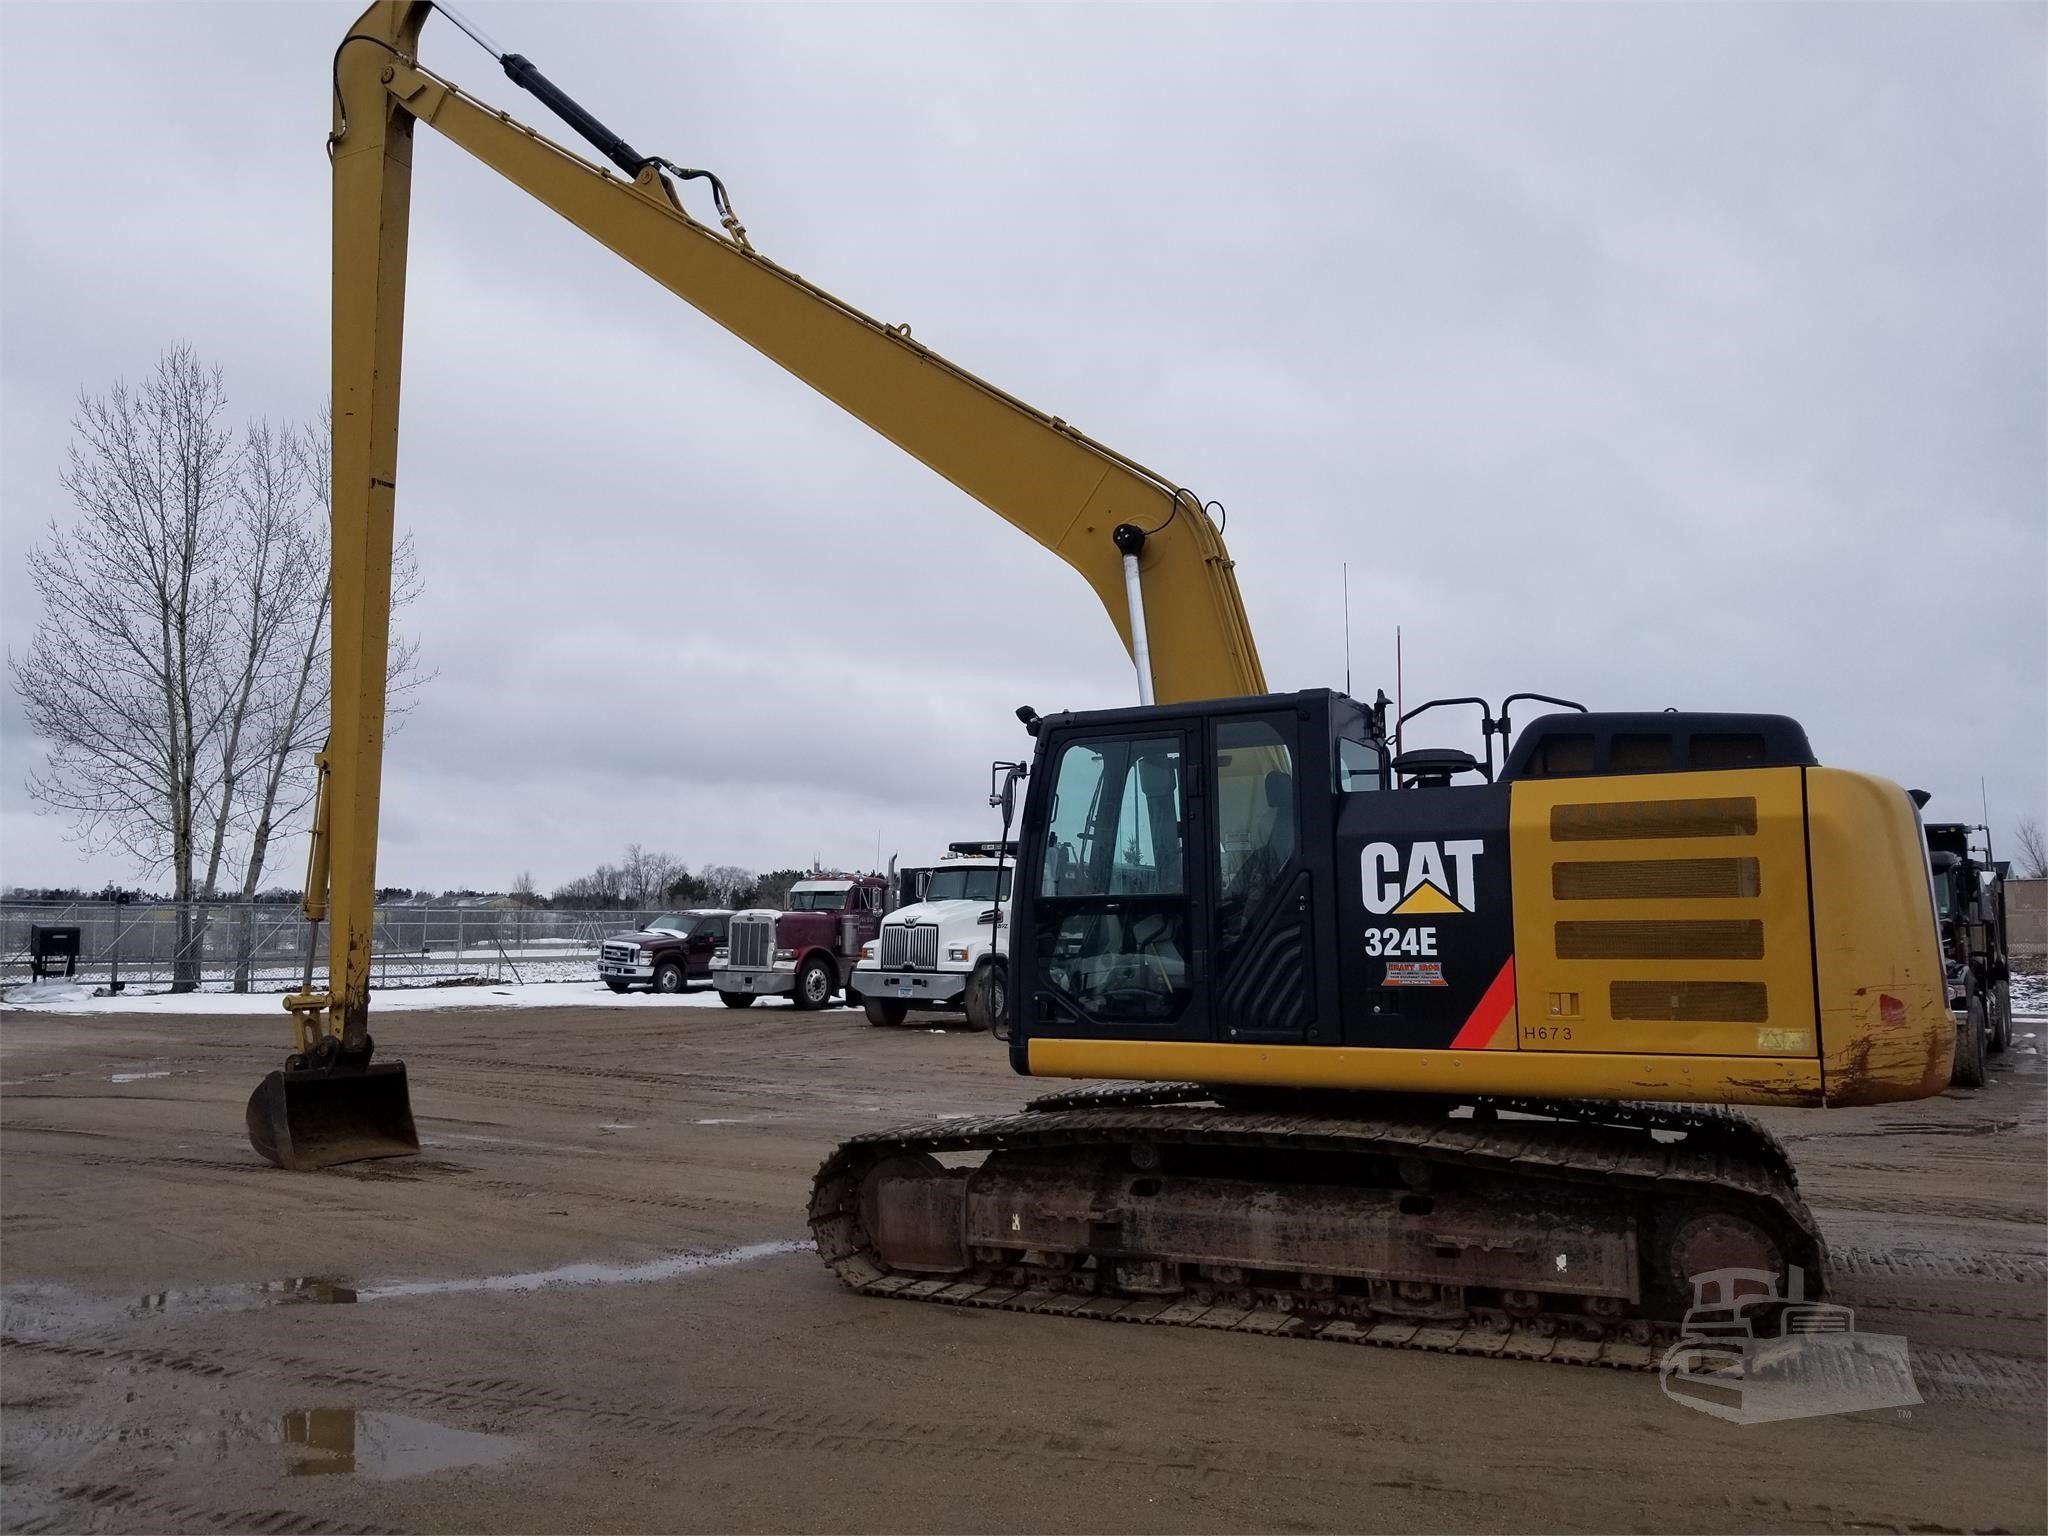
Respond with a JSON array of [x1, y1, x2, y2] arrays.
[[1391, 747, 1483, 789]]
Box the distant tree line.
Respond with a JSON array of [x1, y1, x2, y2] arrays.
[[536, 846, 834, 911], [4, 863, 851, 911]]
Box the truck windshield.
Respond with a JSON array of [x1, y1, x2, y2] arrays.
[[925, 867, 1012, 903], [788, 886, 853, 910], [645, 914, 694, 935]]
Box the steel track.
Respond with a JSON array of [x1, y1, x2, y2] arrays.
[[809, 1097, 1821, 1373]]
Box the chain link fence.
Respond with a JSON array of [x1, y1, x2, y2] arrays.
[[0, 900, 672, 994]]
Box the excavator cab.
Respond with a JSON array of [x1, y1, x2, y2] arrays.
[[1004, 686, 1951, 1106]]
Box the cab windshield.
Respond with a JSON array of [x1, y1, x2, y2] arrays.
[[787, 886, 853, 911], [925, 867, 1012, 904], [644, 914, 697, 936]]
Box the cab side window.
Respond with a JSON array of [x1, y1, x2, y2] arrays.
[[1215, 717, 1298, 972], [1336, 736, 1384, 793], [1034, 735, 1190, 1024]]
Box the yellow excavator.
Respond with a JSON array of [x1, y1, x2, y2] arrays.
[[254, 2, 1952, 1363]]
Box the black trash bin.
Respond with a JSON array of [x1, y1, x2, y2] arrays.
[[30, 924, 81, 981]]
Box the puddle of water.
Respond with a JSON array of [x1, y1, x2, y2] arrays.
[[136, 1276, 361, 1313], [283, 1408, 524, 1480], [4, 1242, 803, 1335], [355, 1239, 806, 1301]]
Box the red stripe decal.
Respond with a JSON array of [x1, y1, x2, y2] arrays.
[[1449, 956, 1516, 1049]]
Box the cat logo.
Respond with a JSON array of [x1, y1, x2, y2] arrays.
[[1361, 839, 1483, 916]]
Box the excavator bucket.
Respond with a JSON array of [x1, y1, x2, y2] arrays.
[[245, 1061, 418, 1171]]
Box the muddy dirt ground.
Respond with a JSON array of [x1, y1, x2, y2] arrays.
[[2, 995, 2043, 1534]]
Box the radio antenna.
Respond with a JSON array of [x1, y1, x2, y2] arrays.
[[1342, 563, 1353, 696]]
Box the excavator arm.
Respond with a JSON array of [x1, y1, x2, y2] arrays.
[[246, 1, 1264, 1168]]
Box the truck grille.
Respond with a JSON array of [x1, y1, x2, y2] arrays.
[[601, 942, 638, 963], [880, 924, 939, 971], [730, 915, 774, 969]]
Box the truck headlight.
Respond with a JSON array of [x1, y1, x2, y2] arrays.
[[773, 948, 796, 964], [712, 947, 729, 965], [860, 943, 877, 963], [947, 945, 971, 963]]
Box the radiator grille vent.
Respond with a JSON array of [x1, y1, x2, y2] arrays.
[[730, 915, 774, 969], [1556, 919, 1764, 960], [1552, 857, 1762, 901], [879, 924, 940, 970], [1611, 981, 1769, 1022], [1551, 797, 1757, 842]]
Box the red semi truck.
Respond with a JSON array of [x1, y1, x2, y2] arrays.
[[710, 875, 887, 1009]]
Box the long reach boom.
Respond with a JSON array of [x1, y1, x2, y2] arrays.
[[246, 1, 1264, 1167]]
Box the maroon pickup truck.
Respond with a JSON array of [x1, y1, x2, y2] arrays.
[[597, 910, 734, 993]]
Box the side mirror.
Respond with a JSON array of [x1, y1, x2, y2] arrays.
[[990, 760, 1026, 828]]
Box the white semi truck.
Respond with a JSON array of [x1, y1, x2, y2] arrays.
[[851, 842, 1012, 1029]]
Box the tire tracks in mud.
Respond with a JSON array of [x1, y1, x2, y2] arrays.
[[7, 1302, 2043, 1442], [0, 1334, 1464, 1500], [411, 1054, 967, 1124], [5, 1481, 396, 1536], [7, 1335, 2021, 1536], [15, 1144, 768, 1226], [1831, 1246, 2048, 1288], [1815, 1191, 2043, 1225]]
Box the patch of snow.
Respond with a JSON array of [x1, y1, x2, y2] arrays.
[[2007, 967, 2047, 1016], [0, 978, 751, 1017]]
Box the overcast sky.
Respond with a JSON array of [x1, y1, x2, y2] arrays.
[[3, 1, 2042, 896]]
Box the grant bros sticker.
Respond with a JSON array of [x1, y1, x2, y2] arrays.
[[1381, 961, 1446, 987]]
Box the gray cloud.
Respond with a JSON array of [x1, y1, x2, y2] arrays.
[[3, 2, 2041, 894]]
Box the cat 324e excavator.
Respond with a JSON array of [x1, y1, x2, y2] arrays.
[[250, 2, 1951, 1366]]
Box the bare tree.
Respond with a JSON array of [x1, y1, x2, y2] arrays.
[[620, 844, 686, 908], [12, 349, 237, 986], [10, 354, 429, 990], [554, 863, 628, 908], [697, 863, 761, 908], [2013, 817, 2048, 881], [509, 871, 541, 908]]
